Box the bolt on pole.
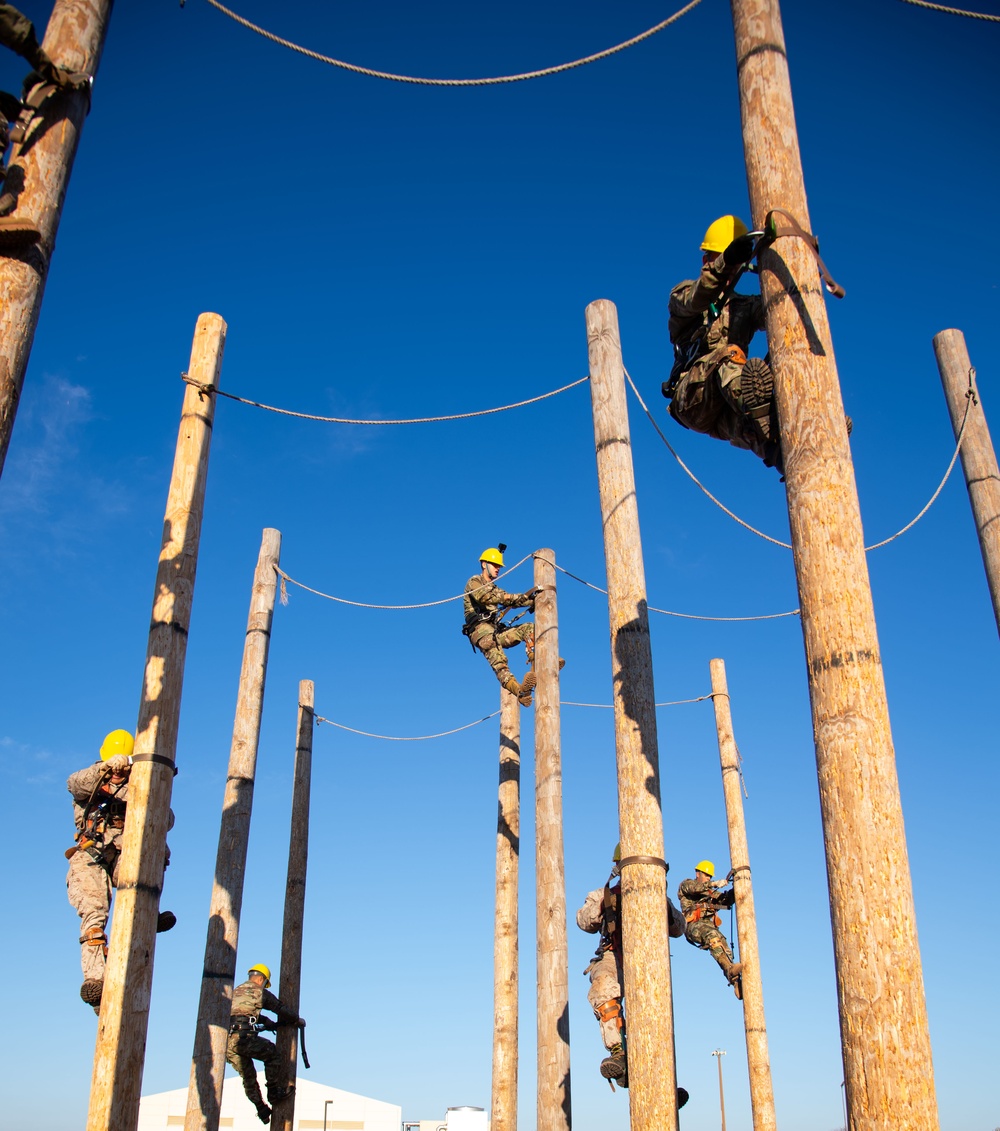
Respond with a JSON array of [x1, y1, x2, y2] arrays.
[[709, 660, 776, 1131], [933, 329, 1000, 637], [185, 528, 282, 1131], [0, 0, 113, 478], [730, 3, 938, 1127], [492, 688, 521, 1131], [88, 313, 226, 1131], [533, 549, 571, 1131], [586, 298, 679, 1131]]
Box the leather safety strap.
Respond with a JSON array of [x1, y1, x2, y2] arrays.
[[131, 753, 179, 775], [618, 854, 668, 872], [764, 208, 845, 299]]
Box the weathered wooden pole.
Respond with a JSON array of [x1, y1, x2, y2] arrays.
[[586, 299, 678, 1131], [271, 679, 314, 1131], [491, 688, 521, 1131], [533, 549, 571, 1131], [88, 313, 225, 1131], [184, 528, 282, 1131], [933, 329, 1000, 636], [0, 0, 113, 478], [731, 4, 938, 1128], [709, 659, 776, 1131]]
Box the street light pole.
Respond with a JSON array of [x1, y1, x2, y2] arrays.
[[712, 1049, 728, 1131], [323, 1099, 333, 1131]]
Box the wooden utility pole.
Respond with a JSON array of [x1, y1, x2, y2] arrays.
[[185, 528, 282, 1131], [586, 299, 678, 1131], [533, 549, 571, 1131], [709, 660, 776, 1131], [730, 3, 938, 1128], [88, 313, 225, 1131], [271, 680, 315, 1131], [933, 329, 1000, 636], [492, 688, 521, 1131], [0, 0, 113, 478], [713, 1049, 728, 1131]]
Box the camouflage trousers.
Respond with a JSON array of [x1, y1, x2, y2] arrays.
[[684, 918, 736, 977], [470, 622, 534, 688], [226, 1031, 284, 1106], [66, 847, 119, 982], [668, 347, 770, 462], [584, 947, 624, 1050]]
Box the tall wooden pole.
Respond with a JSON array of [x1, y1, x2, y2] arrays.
[[730, 4, 938, 1128], [88, 313, 225, 1131], [184, 528, 282, 1131], [0, 0, 113, 478], [586, 299, 678, 1131], [533, 550, 571, 1131], [492, 688, 521, 1131], [933, 329, 1000, 636], [709, 659, 776, 1131], [271, 680, 314, 1131]]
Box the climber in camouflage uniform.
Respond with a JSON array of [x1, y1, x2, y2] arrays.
[[463, 546, 540, 706], [662, 214, 781, 470], [677, 859, 743, 998], [227, 963, 306, 1125], [577, 843, 687, 1101], [65, 729, 175, 1013]]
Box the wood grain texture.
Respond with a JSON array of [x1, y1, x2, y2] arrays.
[[0, 0, 113, 475], [88, 313, 224, 1131], [533, 550, 571, 1131], [586, 299, 678, 1131], [710, 660, 775, 1131], [185, 529, 282, 1131], [731, 3, 937, 1127], [933, 329, 1000, 636], [492, 688, 521, 1131]]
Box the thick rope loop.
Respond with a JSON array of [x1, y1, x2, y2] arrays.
[[201, 0, 705, 85], [181, 373, 588, 425]]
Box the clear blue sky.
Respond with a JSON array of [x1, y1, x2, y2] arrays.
[[2, 1, 998, 1129]]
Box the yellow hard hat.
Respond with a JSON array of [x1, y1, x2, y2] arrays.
[[695, 859, 715, 877], [248, 963, 272, 987], [100, 730, 134, 761], [700, 215, 749, 254], [613, 842, 621, 863], [479, 547, 504, 567]]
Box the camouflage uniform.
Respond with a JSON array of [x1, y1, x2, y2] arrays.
[[462, 574, 535, 696], [226, 979, 301, 1110], [677, 874, 738, 979], [664, 252, 772, 462], [65, 761, 171, 984], [0, 5, 36, 160], [577, 877, 685, 1052]]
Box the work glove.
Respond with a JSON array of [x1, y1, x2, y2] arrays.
[[711, 878, 729, 889], [104, 754, 130, 772], [722, 233, 755, 267]]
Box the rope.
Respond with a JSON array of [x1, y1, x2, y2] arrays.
[[542, 557, 800, 622], [628, 366, 974, 554], [898, 0, 1000, 19], [563, 695, 713, 708], [315, 711, 500, 741], [181, 373, 589, 425], [201, 0, 705, 85], [862, 379, 974, 551], [623, 367, 794, 550], [275, 553, 533, 610]]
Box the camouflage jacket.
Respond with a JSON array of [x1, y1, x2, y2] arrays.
[[0, 4, 35, 58], [677, 875, 735, 921], [577, 878, 685, 955], [463, 574, 533, 627], [67, 761, 174, 853], [231, 978, 300, 1024], [666, 253, 765, 390]]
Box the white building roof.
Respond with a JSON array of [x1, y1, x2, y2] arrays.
[[138, 1075, 402, 1131]]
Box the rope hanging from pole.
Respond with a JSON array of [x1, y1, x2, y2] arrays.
[[898, 0, 1000, 20], [200, 0, 706, 84]]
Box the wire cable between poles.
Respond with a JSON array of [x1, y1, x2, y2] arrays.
[[316, 711, 501, 740], [182, 374, 589, 425], [898, 0, 1000, 19], [201, 0, 705, 84]]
